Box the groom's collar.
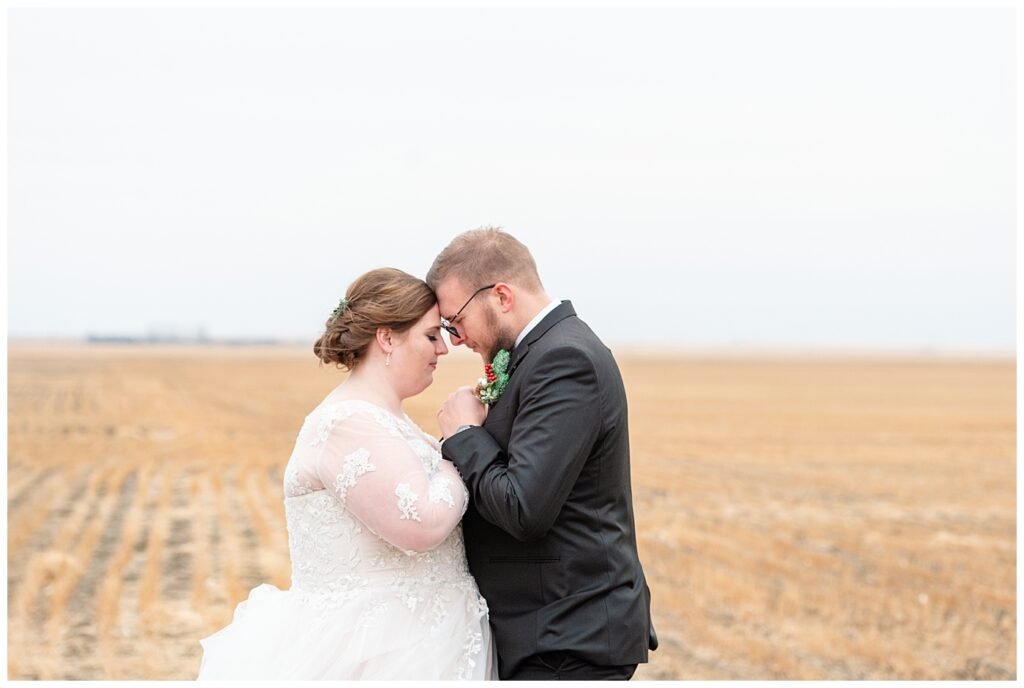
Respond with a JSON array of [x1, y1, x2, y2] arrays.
[[514, 300, 561, 348], [509, 300, 576, 374]]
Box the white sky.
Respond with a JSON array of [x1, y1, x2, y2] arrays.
[[7, 5, 1016, 352]]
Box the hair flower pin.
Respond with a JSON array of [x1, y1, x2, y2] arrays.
[[330, 297, 350, 323], [474, 349, 511, 405]]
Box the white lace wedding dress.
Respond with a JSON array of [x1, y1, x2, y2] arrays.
[[197, 397, 496, 680]]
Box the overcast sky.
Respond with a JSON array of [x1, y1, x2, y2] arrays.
[[7, 6, 1016, 352]]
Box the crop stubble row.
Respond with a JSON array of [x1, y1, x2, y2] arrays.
[[6, 346, 1016, 679]]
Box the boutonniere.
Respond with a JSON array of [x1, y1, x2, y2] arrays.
[[474, 349, 510, 405]]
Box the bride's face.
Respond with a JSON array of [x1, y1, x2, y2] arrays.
[[392, 305, 449, 398]]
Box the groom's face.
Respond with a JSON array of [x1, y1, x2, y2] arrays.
[[436, 278, 506, 361]]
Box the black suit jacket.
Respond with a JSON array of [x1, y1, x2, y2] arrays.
[[442, 301, 657, 678]]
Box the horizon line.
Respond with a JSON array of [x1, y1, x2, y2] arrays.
[[5, 336, 1016, 360]]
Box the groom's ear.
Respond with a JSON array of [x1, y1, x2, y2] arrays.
[[493, 283, 515, 313]]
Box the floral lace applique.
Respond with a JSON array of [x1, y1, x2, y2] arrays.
[[334, 448, 376, 506], [355, 402, 408, 441], [283, 461, 316, 497], [311, 404, 347, 448], [428, 475, 456, 509], [456, 629, 484, 680], [292, 575, 370, 621], [395, 483, 421, 522], [401, 590, 419, 612], [276, 398, 489, 678], [468, 592, 489, 617], [286, 492, 366, 600], [407, 438, 440, 474], [370, 545, 421, 569], [428, 591, 450, 632], [355, 597, 391, 629]]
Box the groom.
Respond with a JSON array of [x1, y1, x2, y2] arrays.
[[431, 228, 657, 680]]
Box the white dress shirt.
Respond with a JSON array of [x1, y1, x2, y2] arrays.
[[515, 300, 561, 348]]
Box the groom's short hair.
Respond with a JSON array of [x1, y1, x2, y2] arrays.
[[427, 227, 544, 293]]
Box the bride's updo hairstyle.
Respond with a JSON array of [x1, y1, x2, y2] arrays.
[[314, 267, 436, 370]]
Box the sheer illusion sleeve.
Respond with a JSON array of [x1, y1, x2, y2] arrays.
[[314, 409, 468, 554]]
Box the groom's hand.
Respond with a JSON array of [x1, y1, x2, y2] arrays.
[[438, 386, 487, 439]]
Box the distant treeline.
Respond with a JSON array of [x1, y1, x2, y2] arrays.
[[85, 335, 294, 346]]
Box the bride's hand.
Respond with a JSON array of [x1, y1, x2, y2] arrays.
[[438, 386, 487, 439]]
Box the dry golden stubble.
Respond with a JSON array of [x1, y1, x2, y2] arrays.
[[6, 346, 1015, 680]]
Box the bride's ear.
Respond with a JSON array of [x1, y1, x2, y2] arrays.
[[375, 327, 394, 353]]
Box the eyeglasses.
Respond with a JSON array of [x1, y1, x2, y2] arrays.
[[440, 284, 495, 339]]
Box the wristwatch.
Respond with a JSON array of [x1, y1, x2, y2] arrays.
[[442, 424, 476, 443]]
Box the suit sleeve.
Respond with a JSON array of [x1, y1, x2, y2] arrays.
[[442, 345, 601, 542]]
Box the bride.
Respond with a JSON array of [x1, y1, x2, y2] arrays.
[[197, 268, 496, 680]]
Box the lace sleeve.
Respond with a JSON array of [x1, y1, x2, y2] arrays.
[[314, 409, 467, 553]]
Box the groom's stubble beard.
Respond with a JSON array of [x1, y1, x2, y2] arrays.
[[483, 303, 517, 363]]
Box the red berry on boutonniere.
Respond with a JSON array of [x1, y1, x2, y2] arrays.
[[473, 350, 511, 405]]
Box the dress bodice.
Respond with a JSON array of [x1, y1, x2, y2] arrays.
[[199, 397, 495, 681], [280, 399, 479, 615]]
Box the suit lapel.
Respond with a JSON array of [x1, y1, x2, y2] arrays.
[[507, 300, 576, 377], [508, 341, 529, 377]]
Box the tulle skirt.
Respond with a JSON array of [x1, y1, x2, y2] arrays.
[[197, 582, 496, 680]]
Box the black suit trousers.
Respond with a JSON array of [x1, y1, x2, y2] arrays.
[[508, 651, 637, 681]]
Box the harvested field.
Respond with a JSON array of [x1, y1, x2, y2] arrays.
[[6, 344, 1016, 679]]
